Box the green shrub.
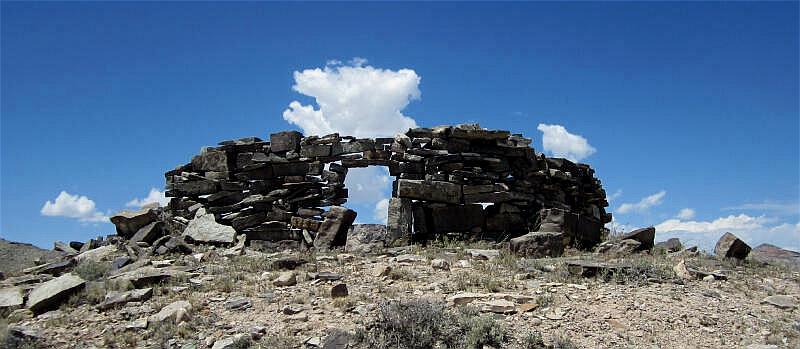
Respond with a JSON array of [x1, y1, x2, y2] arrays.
[[522, 331, 547, 349], [354, 299, 509, 349]]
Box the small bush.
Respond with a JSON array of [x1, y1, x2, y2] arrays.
[[354, 299, 509, 349], [522, 331, 547, 349], [551, 333, 577, 349], [461, 310, 508, 348]]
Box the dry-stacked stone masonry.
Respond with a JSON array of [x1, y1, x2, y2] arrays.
[[161, 124, 612, 251]]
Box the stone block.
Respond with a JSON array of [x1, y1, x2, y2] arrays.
[[270, 131, 302, 153], [315, 206, 357, 250], [387, 198, 412, 244], [396, 179, 462, 204]]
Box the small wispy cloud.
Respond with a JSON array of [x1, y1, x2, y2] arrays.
[[722, 201, 799, 216], [126, 188, 169, 208], [616, 190, 666, 214], [676, 208, 695, 220]]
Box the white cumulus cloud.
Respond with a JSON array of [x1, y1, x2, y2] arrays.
[[676, 208, 696, 220], [126, 188, 169, 208], [282, 58, 420, 138], [373, 198, 390, 224], [41, 191, 108, 222], [536, 124, 596, 162], [616, 190, 666, 214]]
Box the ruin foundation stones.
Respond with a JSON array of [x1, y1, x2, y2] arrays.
[[159, 124, 612, 252]]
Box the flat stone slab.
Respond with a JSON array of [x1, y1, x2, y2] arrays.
[[98, 288, 153, 310], [762, 295, 797, 309], [109, 267, 189, 288], [25, 273, 85, 313]]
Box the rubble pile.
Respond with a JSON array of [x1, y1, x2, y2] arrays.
[[159, 124, 612, 252]]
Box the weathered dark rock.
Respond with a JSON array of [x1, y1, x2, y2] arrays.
[[129, 221, 164, 244], [110, 208, 158, 238], [330, 283, 348, 298], [714, 232, 751, 260], [270, 131, 302, 153], [315, 206, 357, 250], [620, 227, 655, 251], [387, 198, 412, 244], [192, 148, 231, 172], [510, 232, 565, 258]]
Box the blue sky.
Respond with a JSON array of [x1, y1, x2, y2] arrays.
[[2, 2, 798, 250]]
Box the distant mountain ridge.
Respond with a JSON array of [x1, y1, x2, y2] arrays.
[[751, 243, 800, 269]]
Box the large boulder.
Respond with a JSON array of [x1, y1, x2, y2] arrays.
[[110, 207, 158, 238], [25, 273, 86, 313], [536, 208, 602, 250], [714, 232, 751, 260], [314, 206, 357, 250], [620, 227, 655, 251], [655, 238, 683, 252], [182, 208, 237, 244], [149, 300, 193, 324], [509, 232, 565, 258], [129, 221, 165, 244], [75, 245, 117, 263]]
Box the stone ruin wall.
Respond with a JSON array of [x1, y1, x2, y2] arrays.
[[162, 124, 612, 250]]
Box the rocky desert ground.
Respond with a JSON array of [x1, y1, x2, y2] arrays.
[[1, 224, 798, 349]]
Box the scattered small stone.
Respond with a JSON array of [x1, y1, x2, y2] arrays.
[[282, 304, 303, 315], [316, 271, 343, 281], [273, 271, 297, 287], [430, 258, 450, 270], [465, 249, 500, 261], [149, 300, 192, 325], [480, 299, 516, 314], [394, 254, 425, 263], [372, 264, 392, 277], [224, 297, 252, 310], [211, 334, 249, 349]]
